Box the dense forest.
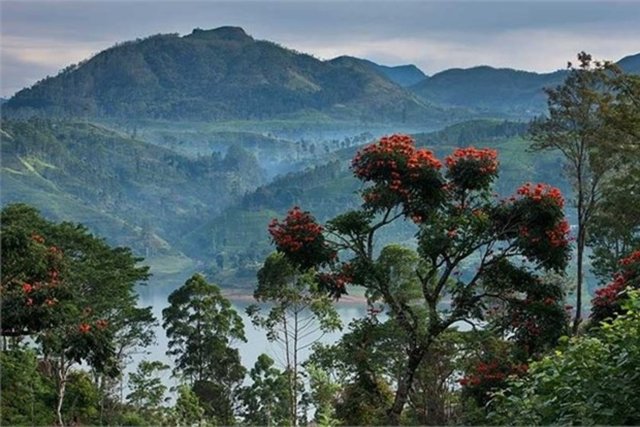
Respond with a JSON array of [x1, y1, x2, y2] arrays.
[[2, 50, 640, 426]]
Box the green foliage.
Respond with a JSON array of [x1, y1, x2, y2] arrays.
[[162, 273, 246, 424], [238, 354, 291, 426], [248, 253, 341, 424], [529, 52, 640, 331], [1, 203, 154, 425], [169, 384, 206, 427], [488, 291, 640, 425], [0, 349, 55, 426], [127, 361, 169, 422]]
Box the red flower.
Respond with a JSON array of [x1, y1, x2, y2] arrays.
[[79, 323, 91, 334], [22, 283, 33, 293], [516, 183, 564, 208], [444, 146, 498, 173]]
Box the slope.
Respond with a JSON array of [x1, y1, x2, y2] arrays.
[[3, 27, 449, 124], [0, 119, 265, 267]]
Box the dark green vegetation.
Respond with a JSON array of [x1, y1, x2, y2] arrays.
[[3, 27, 450, 125]]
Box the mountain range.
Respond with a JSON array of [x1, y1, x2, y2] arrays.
[[3, 26, 638, 123]]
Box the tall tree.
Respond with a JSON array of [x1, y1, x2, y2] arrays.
[[266, 135, 571, 422], [247, 252, 341, 426], [529, 52, 637, 332], [162, 273, 246, 425]]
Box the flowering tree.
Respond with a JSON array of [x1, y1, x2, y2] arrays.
[[591, 249, 640, 323], [1, 204, 152, 426], [266, 134, 570, 422]]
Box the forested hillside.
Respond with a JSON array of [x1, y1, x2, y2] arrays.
[[3, 27, 450, 124], [1, 119, 263, 272]]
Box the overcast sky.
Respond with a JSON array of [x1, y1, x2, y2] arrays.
[[1, 0, 639, 97]]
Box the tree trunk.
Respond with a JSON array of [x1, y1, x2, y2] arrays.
[[387, 347, 424, 425], [55, 360, 68, 426], [573, 225, 586, 334]]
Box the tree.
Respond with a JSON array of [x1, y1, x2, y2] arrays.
[[529, 52, 639, 332], [488, 290, 640, 425], [265, 134, 571, 423], [126, 360, 169, 422], [247, 252, 341, 425], [0, 204, 153, 426], [590, 250, 640, 324], [0, 348, 54, 426], [1, 204, 70, 340], [238, 354, 291, 426], [169, 384, 206, 427], [162, 273, 246, 425]]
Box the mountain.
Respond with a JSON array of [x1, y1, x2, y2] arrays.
[[410, 66, 567, 118], [373, 63, 427, 87], [618, 53, 640, 74], [333, 57, 427, 87], [3, 27, 450, 124], [410, 53, 640, 119]]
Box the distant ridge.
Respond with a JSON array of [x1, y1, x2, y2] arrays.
[[3, 27, 447, 124], [618, 53, 640, 74], [330, 56, 427, 87], [409, 52, 640, 118]]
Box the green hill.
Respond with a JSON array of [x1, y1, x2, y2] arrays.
[[3, 27, 452, 125], [329, 56, 427, 87], [409, 53, 639, 119], [410, 66, 567, 118], [0, 119, 264, 268]]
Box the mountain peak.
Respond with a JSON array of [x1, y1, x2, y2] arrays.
[[187, 26, 253, 42]]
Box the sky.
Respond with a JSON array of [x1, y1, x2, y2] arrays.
[[1, 0, 639, 97]]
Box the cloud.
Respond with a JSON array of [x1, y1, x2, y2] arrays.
[[1, 36, 104, 95], [1, 1, 639, 97]]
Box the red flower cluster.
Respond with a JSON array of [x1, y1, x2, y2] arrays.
[[352, 134, 445, 219], [592, 250, 640, 319], [352, 134, 441, 181], [545, 219, 570, 248], [268, 207, 336, 269], [269, 207, 324, 253], [516, 183, 565, 208], [31, 234, 45, 244], [22, 283, 33, 293], [620, 250, 640, 266], [317, 272, 351, 298], [79, 323, 91, 334], [445, 147, 498, 174], [593, 274, 626, 308]]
